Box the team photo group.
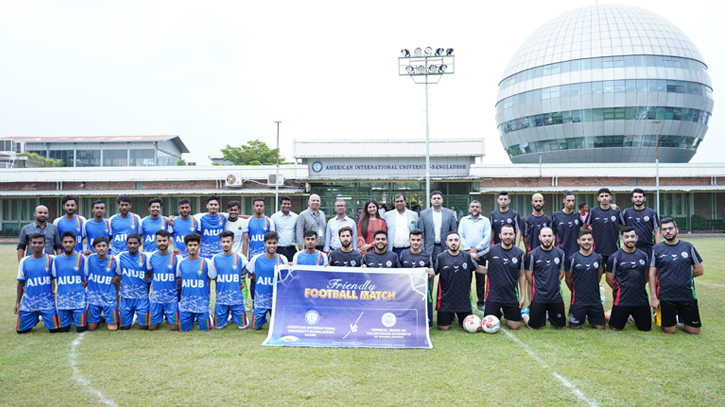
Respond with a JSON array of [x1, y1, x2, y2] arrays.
[[15, 187, 704, 335]]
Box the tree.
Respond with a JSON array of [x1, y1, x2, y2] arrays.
[[221, 139, 287, 166], [17, 152, 64, 167], [177, 159, 187, 166]]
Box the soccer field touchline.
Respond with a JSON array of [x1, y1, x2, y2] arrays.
[[69, 332, 118, 407], [698, 281, 725, 288]]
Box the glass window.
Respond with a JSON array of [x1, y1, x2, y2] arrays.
[[592, 108, 604, 121], [614, 107, 625, 120], [603, 107, 615, 120], [602, 81, 614, 93], [613, 80, 626, 93], [626, 80, 637, 93], [580, 82, 592, 95], [625, 107, 636, 120], [569, 83, 580, 96], [591, 81, 603, 94], [571, 109, 582, 123], [560, 84, 570, 98], [562, 110, 572, 123], [647, 80, 659, 92]]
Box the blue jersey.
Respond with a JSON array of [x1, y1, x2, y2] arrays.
[[212, 252, 248, 306], [247, 253, 287, 310], [109, 213, 142, 255], [141, 216, 172, 252], [53, 215, 86, 252], [196, 213, 227, 259], [83, 218, 112, 252], [177, 257, 217, 313], [86, 254, 121, 307], [172, 216, 198, 257], [17, 254, 55, 312], [293, 250, 327, 266], [148, 251, 182, 304], [52, 253, 86, 310], [246, 216, 274, 258], [117, 251, 150, 299]]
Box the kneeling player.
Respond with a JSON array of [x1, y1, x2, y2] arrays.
[[15, 233, 63, 333], [213, 231, 248, 330], [178, 233, 217, 332], [293, 231, 328, 266], [400, 229, 434, 329], [247, 232, 289, 330], [565, 230, 605, 330], [53, 232, 88, 333], [148, 230, 182, 331], [523, 227, 566, 330], [606, 227, 651, 331], [86, 237, 121, 331]]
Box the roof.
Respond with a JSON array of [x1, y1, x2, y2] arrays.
[[293, 138, 486, 158], [6, 135, 190, 154], [0, 188, 305, 197], [470, 163, 725, 178], [474, 185, 725, 194]]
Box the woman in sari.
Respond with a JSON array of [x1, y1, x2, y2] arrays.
[[357, 199, 387, 255]]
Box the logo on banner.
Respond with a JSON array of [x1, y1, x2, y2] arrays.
[[305, 310, 320, 325], [381, 313, 397, 327]]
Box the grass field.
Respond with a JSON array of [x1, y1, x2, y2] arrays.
[[1, 238, 724, 407]]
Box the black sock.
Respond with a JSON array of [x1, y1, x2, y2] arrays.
[[76, 326, 88, 333], [16, 328, 32, 334]]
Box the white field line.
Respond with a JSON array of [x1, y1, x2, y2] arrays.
[[698, 281, 725, 288], [69, 333, 118, 407], [501, 328, 598, 407]]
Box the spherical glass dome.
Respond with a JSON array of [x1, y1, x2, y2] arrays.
[[496, 4, 713, 163]]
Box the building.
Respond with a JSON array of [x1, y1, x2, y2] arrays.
[[496, 4, 714, 163], [4, 135, 189, 167]]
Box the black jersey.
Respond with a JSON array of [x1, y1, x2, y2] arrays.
[[526, 246, 565, 303], [552, 210, 582, 259], [607, 248, 649, 307], [566, 251, 604, 306], [400, 249, 432, 268], [622, 207, 660, 250], [489, 208, 521, 245], [434, 251, 477, 313], [523, 214, 552, 252], [585, 206, 624, 256], [476, 244, 525, 305], [650, 240, 702, 302], [328, 249, 363, 267], [363, 250, 401, 268]]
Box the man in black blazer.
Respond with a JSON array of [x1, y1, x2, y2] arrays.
[[417, 190, 458, 259]]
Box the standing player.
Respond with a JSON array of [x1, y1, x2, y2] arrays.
[[15, 233, 62, 333], [224, 200, 247, 254], [117, 234, 151, 330], [83, 200, 112, 254], [434, 231, 485, 331], [328, 227, 363, 267], [244, 197, 275, 301], [53, 231, 88, 333], [473, 224, 526, 330], [271, 196, 298, 262], [247, 232, 289, 330], [606, 227, 652, 331], [109, 195, 142, 256], [522, 227, 566, 330], [362, 230, 401, 268], [400, 228, 435, 329], [53, 195, 86, 252], [649, 218, 704, 334], [147, 230, 182, 331], [622, 188, 660, 261], [177, 233, 217, 332], [140, 198, 172, 252], [489, 191, 521, 248], [585, 188, 624, 271], [523, 193, 552, 254], [212, 231, 248, 330], [171, 198, 196, 258], [552, 190, 582, 260], [565, 230, 605, 330], [196, 195, 227, 259], [293, 231, 328, 266], [86, 237, 121, 331]]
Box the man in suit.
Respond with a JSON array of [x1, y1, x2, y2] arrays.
[[384, 194, 419, 255], [418, 190, 457, 259]]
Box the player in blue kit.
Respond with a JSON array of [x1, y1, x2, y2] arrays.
[[177, 233, 217, 332], [140, 198, 172, 252], [86, 237, 121, 331], [292, 231, 328, 266], [117, 234, 151, 330], [565, 230, 605, 330], [53, 232, 88, 333], [195, 195, 227, 259], [148, 230, 182, 331], [15, 233, 62, 333], [83, 200, 112, 254], [523, 227, 567, 330], [171, 198, 196, 258], [53, 195, 86, 252], [109, 195, 142, 256], [212, 231, 248, 330], [247, 232, 288, 330], [244, 197, 275, 301]]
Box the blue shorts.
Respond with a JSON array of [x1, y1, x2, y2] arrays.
[[179, 311, 215, 332], [251, 307, 271, 329], [58, 308, 88, 328], [17, 309, 60, 332], [88, 304, 119, 325], [215, 303, 248, 328], [120, 297, 150, 327], [150, 301, 179, 326]]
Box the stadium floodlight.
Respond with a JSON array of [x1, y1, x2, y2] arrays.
[[438, 64, 447, 73], [435, 48, 444, 56], [446, 48, 454, 55], [417, 65, 425, 73], [401, 49, 410, 57], [424, 47, 432, 55], [428, 65, 437, 73], [414, 47, 422, 56], [406, 65, 415, 74]]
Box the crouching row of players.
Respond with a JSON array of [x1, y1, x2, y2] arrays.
[[15, 229, 280, 333]]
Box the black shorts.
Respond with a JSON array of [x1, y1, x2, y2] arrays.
[[568, 303, 606, 327], [528, 301, 566, 329], [660, 300, 701, 328], [609, 305, 651, 331], [437, 311, 472, 327], [484, 301, 522, 322]]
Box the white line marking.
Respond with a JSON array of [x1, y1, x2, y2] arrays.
[[69, 332, 118, 407], [502, 328, 598, 407], [699, 281, 725, 288]]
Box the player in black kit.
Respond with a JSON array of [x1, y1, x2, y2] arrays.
[[552, 190, 583, 260], [565, 229, 605, 330], [362, 230, 401, 268], [584, 188, 623, 272], [489, 191, 521, 247], [523, 227, 566, 330], [622, 188, 660, 262], [328, 226, 363, 267], [606, 226, 651, 331], [400, 228, 435, 329], [523, 193, 552, 254]]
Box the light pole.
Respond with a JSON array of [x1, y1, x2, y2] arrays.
[[653, 120, 661, 217], [399, 47, 455, 209], [275, 121, 282, 213]]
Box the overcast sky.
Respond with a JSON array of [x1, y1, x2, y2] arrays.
[[0, 0, 721, 165]]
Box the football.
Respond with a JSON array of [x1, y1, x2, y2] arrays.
[[462, 314, 481, 333], [481, 315, 500, 334]]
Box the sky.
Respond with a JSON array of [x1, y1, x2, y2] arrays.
[[0, 0, 722, 165]]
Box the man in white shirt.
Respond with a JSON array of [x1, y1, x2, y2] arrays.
[[271, 196, 298, 261], [324, 199, 357, 253], [384, 194, 419, 256]]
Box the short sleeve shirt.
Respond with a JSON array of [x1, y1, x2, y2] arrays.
[[607, 249, 649, 307], [650, 241, 702, 301], [400, 250, 433, 269], [566, 251, 604, 305], [212, 252, 248, 305], [489, 209, 521, 245], [329, 249, 363, 267], [363, 250, 401, 268], [434, 251, 477, 313], [552, 210, 582, 259], [622, 207, 660, 250], [526, 246, 565, 303], [476, 244, 525, 305], [523, 214, 552, 252], [585, 206, 624, 256]]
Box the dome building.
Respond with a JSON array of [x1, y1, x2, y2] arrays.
[[496, 4, 714, 163]]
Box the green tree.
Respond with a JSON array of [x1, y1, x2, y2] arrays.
[[17, 152, 64, 167], [221, 139, 287, 166], [177, 159, 187, 166]]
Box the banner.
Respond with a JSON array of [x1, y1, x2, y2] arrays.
[[262, 265, 432, 349]]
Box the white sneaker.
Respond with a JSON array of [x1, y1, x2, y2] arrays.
[[132, 314, 138, 327]]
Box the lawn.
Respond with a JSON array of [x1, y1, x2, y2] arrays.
[[1, 238, 723, 406]]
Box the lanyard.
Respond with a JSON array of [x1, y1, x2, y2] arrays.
[[308, 209, 321, 228]]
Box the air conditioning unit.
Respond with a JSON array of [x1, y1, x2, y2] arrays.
[[225, 174, 242, 187], [267, 174, 284, 186]]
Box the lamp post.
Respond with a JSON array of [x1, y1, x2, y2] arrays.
[[653, 120, 661, 217], [399, 47, 455, 209], [275, 121, 282, 213]]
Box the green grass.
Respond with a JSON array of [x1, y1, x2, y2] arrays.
[[1, 239, 724, 406]]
